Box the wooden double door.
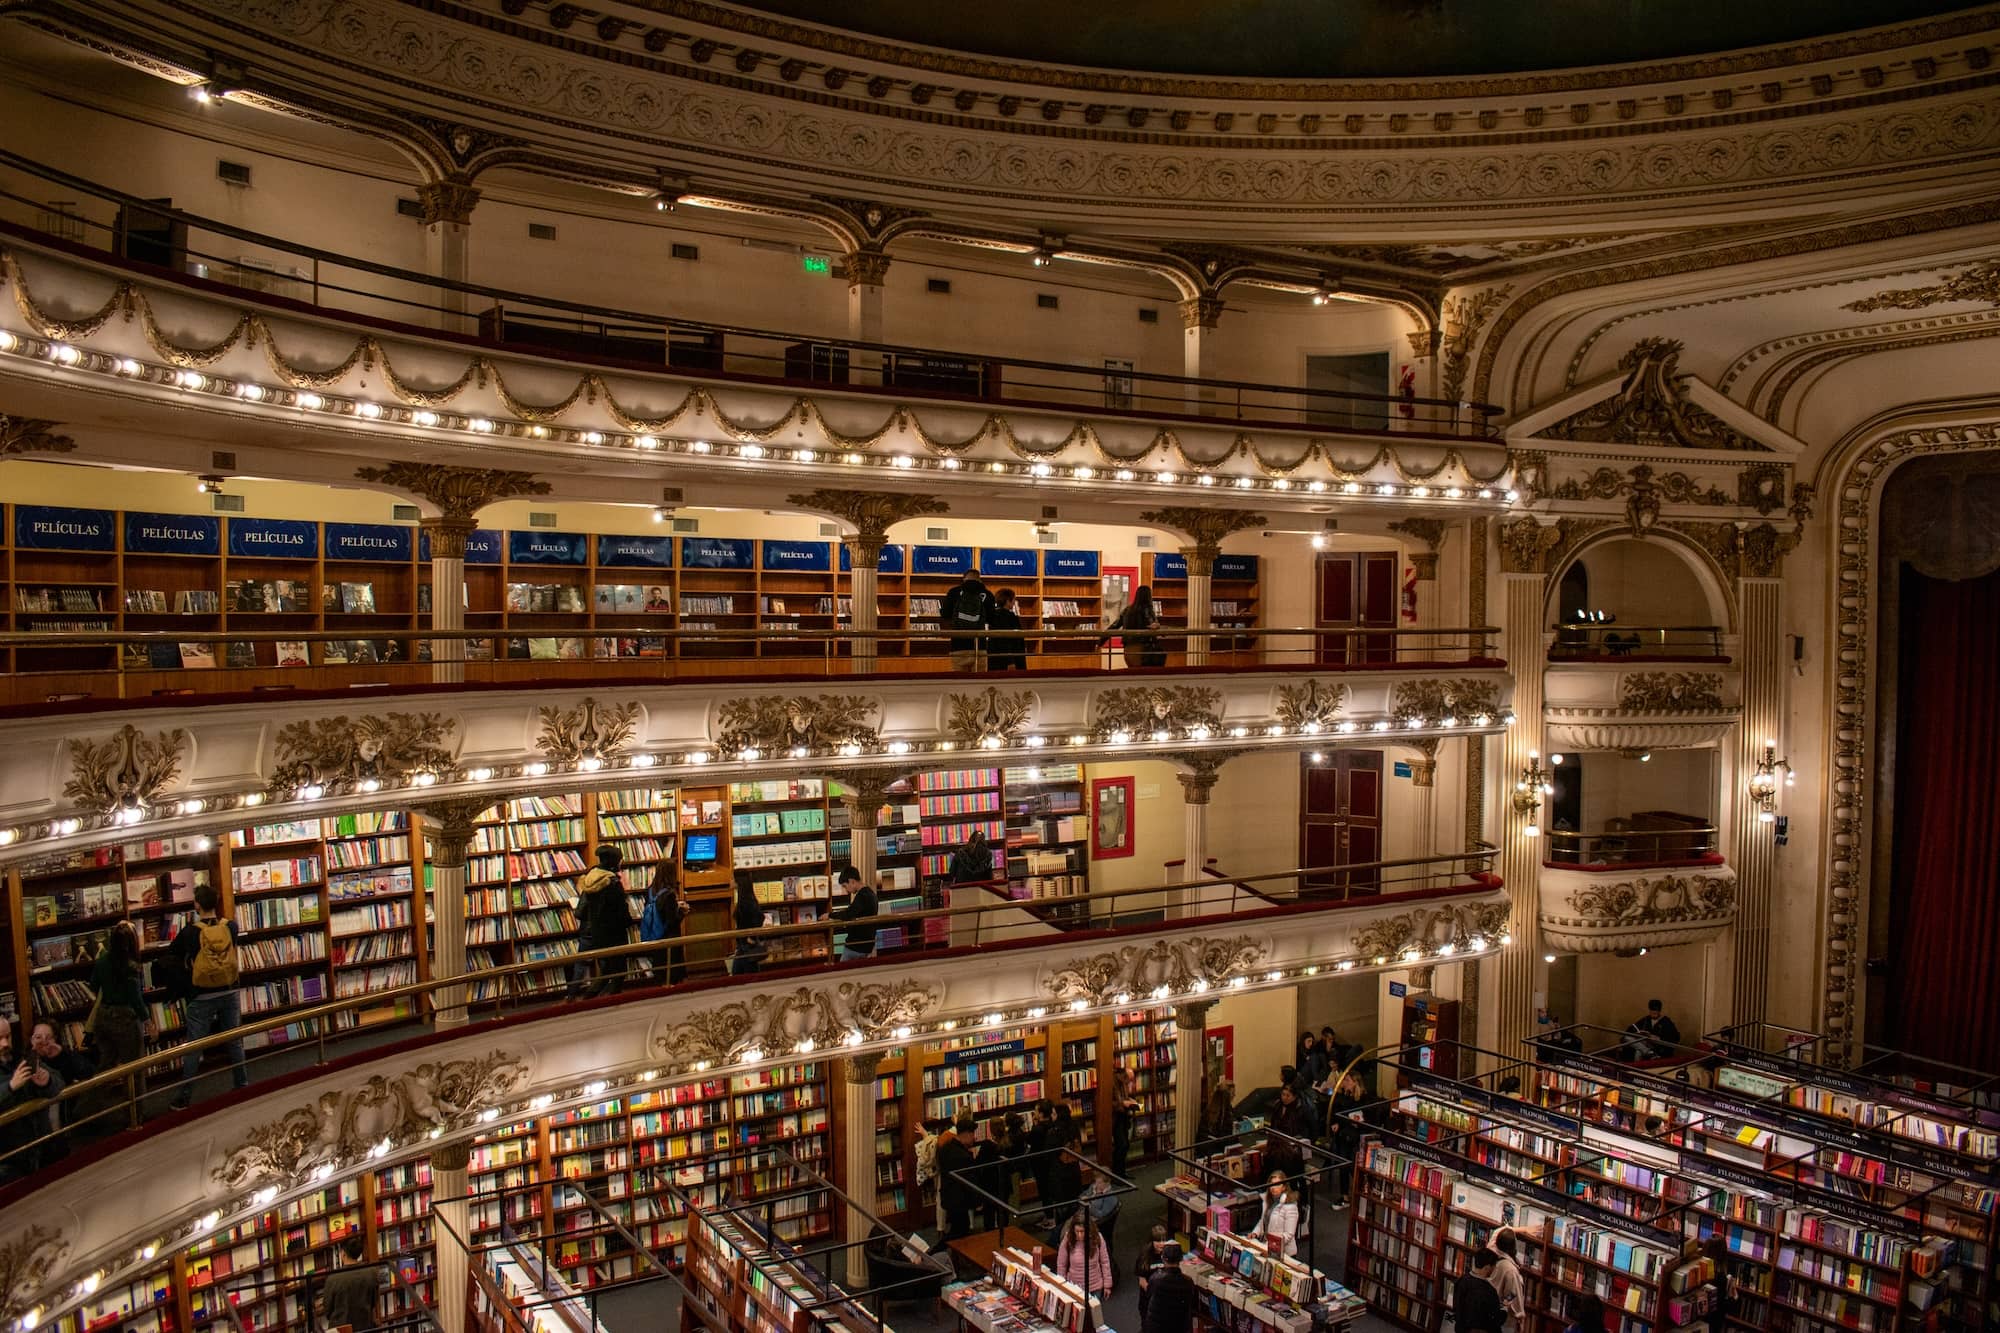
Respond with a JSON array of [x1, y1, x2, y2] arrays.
[[1316, 550, 1400, 664], [1300, 750, 1383, 895]]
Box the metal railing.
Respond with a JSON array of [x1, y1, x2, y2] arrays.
[[0, 847, 1499, 1188], [1546, 623, 1727, 659], [0, 151, 1503, 437], [1542, 822, 1721, 867], [0, 624, 1503, 706]]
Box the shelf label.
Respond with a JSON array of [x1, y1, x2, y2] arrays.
[[978, 548, 1037, 578], [680, 536, 755, 569], [912, 545, 973, 575], [1388, 981, 1407, 997], [324, 522, 413, 563], [1152, 552, 1188, 580], [838, 543, 904, 573], [761, 540, 831, 571], [1043, 549, 1099, 578], [596, 534, 677, 568], [506, 531, 589, 565], [420, 528, 502, 564], [14, 504, 116, 552], [124, 510, 219, 556], [1215, 554, 1258, 580], [227, 517, 318, 558]]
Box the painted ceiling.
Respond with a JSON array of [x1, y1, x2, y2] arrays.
[[718, 0, 1976, 79]]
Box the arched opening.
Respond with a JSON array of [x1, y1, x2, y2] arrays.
[[1548, 533, 1732, 659]]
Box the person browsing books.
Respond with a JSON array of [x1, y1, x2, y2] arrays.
[[1488, 1228, 1527, 1331], [316, 1234, 387, 1332], [833, 865, 878, 961], [987, 588, 1028, 670], [1452, 1250, 1508, 1333], [939, 570, 995, 671], [573, 845, 634, 996], [729, 872, 769, 975], [1054, 1211, 1113, 1296], [169, 881, 248, 1109], [1253, 1170, 1302, 1257], [89, 921, 154, 1070], [1562, 1293, 1606, 1333], [1138, 1242, 1195, 1333], [639, 863, 691, 984]]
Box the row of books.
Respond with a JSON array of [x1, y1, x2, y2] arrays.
[[124, 589, 221, 613], [730, 809, 826, 836], [14, 586, 107, 611]]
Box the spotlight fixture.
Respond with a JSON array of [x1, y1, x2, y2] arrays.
[[197, 475, 225, 495]]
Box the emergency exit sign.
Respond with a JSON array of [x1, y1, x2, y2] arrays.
[[801, 254, 831, 275]]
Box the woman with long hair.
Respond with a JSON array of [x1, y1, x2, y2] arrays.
[[88, 920, 152, 1069], [1102, 586, 1165, 668], [1253, 1169, 1301, 1257], [643, 862, 691, 984], [1055, 1210, 1113, 1296], [730, 871, 767, 975]]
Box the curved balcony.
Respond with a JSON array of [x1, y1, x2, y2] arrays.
[[1538, 827, 1735, 953], [0, 851, 1507, 1322], [0, 156, 1513, 510], [0, 631, 1512, 861], [1546, 623, 1730, 663], [1542, 658, 1738, 752]]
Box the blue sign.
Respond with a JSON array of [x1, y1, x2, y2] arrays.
[[838, 543, 905, 573], [911, 545, 973, 575], [1388, 981, 1407, 998], [324, 522, 413, 564], [978, 548, 1037, 578], [1153, 552, 1188, 580], [1215, 554, 1259, 580], [1393, 760, 1413, 779], [419, 528, 502, 564], [228, 517, 318, 559], [507, 530, 589, 565], [680, 536, 755, 570], [14, 505, 115, 552], [762, 540, 832, 572], [1043, 549, 1099, 578], [124, 511, 219, 556], [596, 534, 677, 569]]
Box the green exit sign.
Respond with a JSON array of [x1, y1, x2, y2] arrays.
[[801, 254, 831, 275]]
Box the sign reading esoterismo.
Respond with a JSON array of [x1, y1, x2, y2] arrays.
[[14, 505, 116, 551], [123, 511, 220, 556], [227, 517, 318, 558]]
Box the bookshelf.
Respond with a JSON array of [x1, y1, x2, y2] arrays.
[[728, 779, 833, 967], [945, 1244, 1102, 1333], [1001, 764, 1089, 905], [1115, 1009, 1178, 1165], [682, 1192, 860, 1333], [915, 768, 1005, 892], [594, 786, 678, 936]]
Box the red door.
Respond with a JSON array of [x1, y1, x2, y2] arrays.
[[1316, 552, 1399, 664], [1300, 751, 1384, 896]]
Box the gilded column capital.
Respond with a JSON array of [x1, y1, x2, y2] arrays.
[[355, 463, 550, 522], [1, 413, 77, 457], [1405, 327, 1444, 359], [1173, 998, 1216, 1031], [788, 489, 949, 543], [431, 1139, 473, 1172], [419, 516, 478, 561], [1174, 749, 1247, 805], [417, 175, 481, 227], [844, 248, 892, 289], [828, 767, 905, 826], [1140, 508, 1267, 567], [1179, 295, 1225, 331], [1410, 551, 1439, 581], [842, 1051, 885, 1083], [1388, 517, 1448, 552], [419, 798, 490, 867]]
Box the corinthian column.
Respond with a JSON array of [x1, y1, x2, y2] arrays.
[[417, 176, 480, 334], [830, 767, 902, 888], [1494, 517, 1561, 1058], [354, 463, 552, 684], [1180, 295, 1224, 415], [1139, 508, 1267, 666], [1173, 752, 1242, 916], [846, 249, 890, 388], [786, 490, 950, 673], [419, 799, 486, 1030], [431, 1138, 473, 1333], [840, 1052, 884, 1286], [1172, 999, 1215, 1151]]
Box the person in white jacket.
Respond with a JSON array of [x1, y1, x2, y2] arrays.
[[1252, 1170, 1301, 1257]]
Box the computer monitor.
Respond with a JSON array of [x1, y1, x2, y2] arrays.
[[684, 832, 719, 866]]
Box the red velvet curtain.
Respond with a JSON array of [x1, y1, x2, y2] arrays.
[[1890, 566, 2000, 1070]]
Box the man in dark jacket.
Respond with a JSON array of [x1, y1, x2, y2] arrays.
[[950, 828, 996, 887], [573, 845, 633, 996], [939, 570, 994, 671], [834, 865, 879, 960], [936, 1115, 977, 1239], [988, 588, 1028, 670], [1452, 1250, 1508, 1333], [1139, 1243, 1197, 1333], [316, 1235, 386, 1332]]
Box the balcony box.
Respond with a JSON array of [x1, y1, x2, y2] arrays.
[[1538, 861, 1737, 953], [1543, 662, 1738, 751]]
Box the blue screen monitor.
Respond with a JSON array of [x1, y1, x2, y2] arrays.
[[684, 833, 719, 865]]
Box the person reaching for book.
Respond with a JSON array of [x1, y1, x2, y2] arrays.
[[1253, 1170, 1301, 1257]]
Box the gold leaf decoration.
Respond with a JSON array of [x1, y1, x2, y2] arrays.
[[271, 713, 457, 793], [534, 698, 642, 766], [63, 724, 190, 817], [714, 694, 880, 754], [945, 686, 1038, 748], [0, 1224, 70, 1323], [1092, 686, 1223, 738], [1620, 672, 1727, 712], [655, 980, 943, 1067], [1274, 680, 1348, 730]]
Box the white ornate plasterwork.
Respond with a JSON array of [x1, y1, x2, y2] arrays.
[[1043, 936, 1267, 1006], [1540, 864, 1737, 952], [1817, 422, 2000, 1057], [1542, 663, 1738, 750], [1543, 712, 1738, 751], [654, 980, 944, 1067]]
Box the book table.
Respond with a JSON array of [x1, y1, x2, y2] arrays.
[[1155, 1176, 1262, 1243], [943, 1246, 1103, 1333], [1183, 1229, 1366, 1333]]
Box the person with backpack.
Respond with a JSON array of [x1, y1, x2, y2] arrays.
[[833, 865, 878, 961], [640, 863, 692, 985], [1101, 586, 1165, 668], [939, 569, 995, 672], [169, 881, 248, 1109], [574, 845, 634, 997]]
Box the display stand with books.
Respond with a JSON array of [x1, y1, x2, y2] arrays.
[[1184, 1227, 1366, 1333], [944, 1245, 1102, 1333]]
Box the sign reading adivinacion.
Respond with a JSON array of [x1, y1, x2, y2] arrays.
[[507, 531, 590, 565], [324, 522, 413, 563], [123, 511, 220, 556], [227, 517, 319, 558], [14, 505, 116, 552], [596, 534, 677, 568], [761, 540, 831, 571]]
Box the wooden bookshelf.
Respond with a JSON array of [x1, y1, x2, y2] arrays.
[[1114, 1008, 1177, 1165], [1001, 763, 1088, 904]]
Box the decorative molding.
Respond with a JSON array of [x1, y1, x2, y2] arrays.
[[1497, 517, 1565, 574], [1179, 296, 1225, 331], [1537, 462, 1737, 536], [416, 798, 490, 866], [1274, 679, 1348, 730], [1392, 678, 1502, 725], [1350, 900, 1510, 963], [1620, 671, 1727, 712], [0, 414, 76, 456], [784, 489, 949, 540], [213, 1051, 530, 1189], [945, 686, 1038, 749], [1044, 936, 1265, 1006], [270, 713, 458, 793], [842, 248, 892, 288], [415, 175, 481, 226], [1541, 868, 1737, 953], [714, 694, 881, 754], [1842, 259, 2000, 312], [1175, 749, 1248, 804], [352, 463, 550, 520], [1139, 508, 1268, 563], [1542, 339, 1767, 452], [0, 1226, 70, 1324], [1388, 517, 1448, 552], [62, 725, 189, 817], [534, 698, 642, 765], [655, 980, 943, 1067], [1440, 287, 1510, 404], [824, 767, 904, 818], [1093, 686, 1223, 739]]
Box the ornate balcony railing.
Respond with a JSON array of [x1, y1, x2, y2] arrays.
[[1546, 624, 1728, 661], [1543, 823, 1721, 869], [1542, 660, 1737, 751], [1538, 859, 1736, 954]]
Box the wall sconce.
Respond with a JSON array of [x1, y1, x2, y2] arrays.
[[1514, 749, 1559, 836], [1749, 739, 1793, 823]]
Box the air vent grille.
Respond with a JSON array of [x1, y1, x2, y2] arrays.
[[1138, 307, 1160, 324], [1036, 530, 1058, 545], [818, 522, 838, 537], [1036, 293, 1060, 310], [211, 493, 246, 513], [670, 242, 700, 261], [927, 278, 951, 294], [391, 504, 420, 522], [528, 222, 557, 241], [216, 160, 251, 187], [210, 450, 237, 471], [672, 516, 700, 533], [528, 511, 558, 528], [396, 197, 424, 219], [925, 526, 950, 541], [1136, 534, 1156, 549]]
